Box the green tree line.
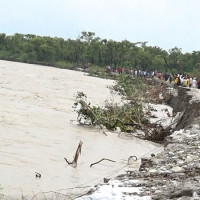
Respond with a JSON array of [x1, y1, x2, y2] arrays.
[[0, 31, 200, 74]]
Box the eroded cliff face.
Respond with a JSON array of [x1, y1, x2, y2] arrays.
[[78, 86, 200, 200], [111, 87, 200, 199], [165, 86, 200, 130]]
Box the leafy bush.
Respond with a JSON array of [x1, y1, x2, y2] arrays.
[[73, 92, 148, 132], [111, 75, 147, 100]]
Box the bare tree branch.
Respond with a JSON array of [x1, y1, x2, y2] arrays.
[[64, 141, 83, 168], [90, 158, 116, 167]]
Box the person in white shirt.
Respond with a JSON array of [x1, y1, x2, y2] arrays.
[[192, 77, 197, 88], [190, 77, 193, 87]]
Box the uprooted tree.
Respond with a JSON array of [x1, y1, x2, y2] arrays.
[[73, 75, 173, 143], [73, 91, 148, 133]]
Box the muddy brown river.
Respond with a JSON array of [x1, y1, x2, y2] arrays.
[[0, 60, 161, 199]]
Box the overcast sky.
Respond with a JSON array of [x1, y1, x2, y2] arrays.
[[0, 0, 199, 53]]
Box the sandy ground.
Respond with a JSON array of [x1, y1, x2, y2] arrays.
[[0, 60, 161, 199]]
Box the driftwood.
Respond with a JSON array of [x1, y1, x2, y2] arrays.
[[64, 140, 83, 168], [90, 158, 116, 167]]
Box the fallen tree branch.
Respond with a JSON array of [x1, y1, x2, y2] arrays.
[[64, 140, 83, 168], [79, 99, 104, 129], [73, 92, 146, 132], [90, 158, 116, 167]]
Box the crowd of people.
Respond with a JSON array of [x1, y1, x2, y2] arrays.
[[104, 65, 200, 89], [174, 74, 200, 89]]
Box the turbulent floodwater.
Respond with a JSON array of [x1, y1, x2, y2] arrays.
[[0, 60, 161, 199]]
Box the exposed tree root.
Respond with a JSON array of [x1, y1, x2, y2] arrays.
[[145, 124, 171, 143]]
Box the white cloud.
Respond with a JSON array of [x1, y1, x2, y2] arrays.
[[0, 0, 200, 52]]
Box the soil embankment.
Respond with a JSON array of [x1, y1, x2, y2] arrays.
[[121, 86, 200, 199], [165, 87, 200, 130], [79, 86, 200, 200]]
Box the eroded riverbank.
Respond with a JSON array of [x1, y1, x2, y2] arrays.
[[0, 60, 161, 199], [78, 86, 200, 200]]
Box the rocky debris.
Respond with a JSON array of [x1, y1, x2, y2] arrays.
[[139, 158, 158, 171], [115, 124, 200, 199], [77, 125, 200, 199], [77, 87, 200, 200]]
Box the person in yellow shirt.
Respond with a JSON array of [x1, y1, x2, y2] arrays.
[[186, 76, 190, 87]]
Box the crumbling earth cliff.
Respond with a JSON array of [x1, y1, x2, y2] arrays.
[[78, 86, 200, 200]]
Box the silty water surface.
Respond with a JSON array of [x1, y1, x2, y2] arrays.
[[0, 60, 161, 199]]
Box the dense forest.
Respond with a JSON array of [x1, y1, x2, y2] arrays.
[[0, 31, 200, 74]]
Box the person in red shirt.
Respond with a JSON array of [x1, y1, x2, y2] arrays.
[[118, 67, 123, 74]]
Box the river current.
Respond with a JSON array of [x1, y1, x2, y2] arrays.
[[0, 60, 161, 199]]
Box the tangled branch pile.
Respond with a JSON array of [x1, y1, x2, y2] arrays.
[[73, 92, 148, 132], [73, 75, 173, 142]]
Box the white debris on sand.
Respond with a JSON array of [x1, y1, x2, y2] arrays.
[[76, 180, 151, 200], [79, 121, 200, 199], [77, 86, 200, 200], [144, 103, 174, 128], [188, 88, 200, 103]]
